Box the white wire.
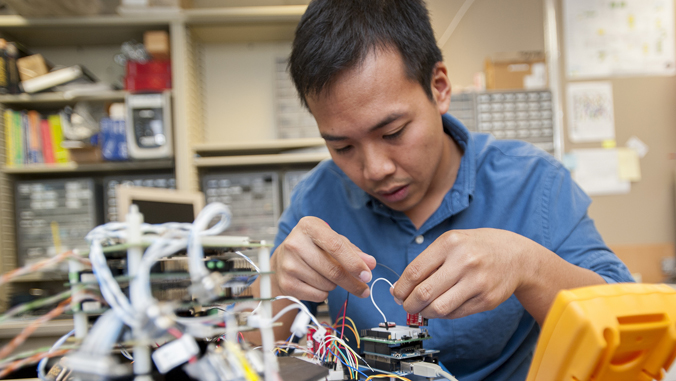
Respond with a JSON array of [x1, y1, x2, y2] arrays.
[[370, 277, 394, 325], [37, 329, 75, 380], [234, 251, 260, 273], [188, 203, 233, 282], [268, 295, 322, 328], [438, 369, 459, 381]]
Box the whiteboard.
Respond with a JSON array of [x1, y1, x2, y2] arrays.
[[563, 0, 676, 79]]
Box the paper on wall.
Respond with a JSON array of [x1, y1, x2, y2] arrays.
[[563, 0, 676, 79], [626, 136, 649, 158], [617, 147, 641, 181], [567, 82, 616, 142], [572, 149, 630, 195]]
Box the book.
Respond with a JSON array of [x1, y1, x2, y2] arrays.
[[20, 65, 96, 94], [48, 113, 69, 163], [39, 117, 55, 164], [4, 109, 13, 166], [26, 110, 43, 164], [12, 110, 22, 165], [0, 40, 8, 94]]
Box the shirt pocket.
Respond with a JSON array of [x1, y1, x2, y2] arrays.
[[450, 295, 524, 360]]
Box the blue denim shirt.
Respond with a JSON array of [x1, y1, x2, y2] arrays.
[[273, 114, 634, 380]]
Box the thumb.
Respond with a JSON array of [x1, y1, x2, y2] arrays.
[[347, 241, 376, 270]]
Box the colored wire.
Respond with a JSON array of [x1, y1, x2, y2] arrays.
[[370, 278, 395, 325], [376, 263, 401, 278], [0, 289, 72, 323], [365, 375, 412, 381], [336, 324, 360, 348], [340, 297, 348, 340], [0, 349, 70, 378], [0, 297, 72, 360], [327, 346, 366, 379], [0, 250, 88, 287], [37, 329, 74, 380]]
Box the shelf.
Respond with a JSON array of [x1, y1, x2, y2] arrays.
[[2, 159, 174, 174], [0, 14, 174, 46], [0, 90, 127, 107], [193, 138, 325, 156], [194, 152, 330, 167], [186, 5, 304, 42], [184, 6, 306, 25]]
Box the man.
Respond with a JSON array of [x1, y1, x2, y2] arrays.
[[262, 0, 634, 379]]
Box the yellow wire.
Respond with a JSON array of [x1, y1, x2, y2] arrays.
[[365, 375, 412, 381], [50, 222, 62, 255], [225, 342, 259, 381], [334, 316, 361, 347]]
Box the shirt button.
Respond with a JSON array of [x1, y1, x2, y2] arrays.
[[415, 235, 424, 244]]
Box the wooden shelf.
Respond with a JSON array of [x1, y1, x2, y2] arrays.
[[194, 152, 329, 167], [2, 159, 174, 174], [0, 90, 128, 106], [194, 138, 325, 155]]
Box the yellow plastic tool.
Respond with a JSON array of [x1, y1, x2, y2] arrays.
[[526, 283, 676, 381]]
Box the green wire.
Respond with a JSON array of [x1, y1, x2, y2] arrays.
[[0, 289, 72, 323], [0, 344, 79, 368]]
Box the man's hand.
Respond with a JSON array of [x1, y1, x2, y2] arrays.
[[391, 228, 605, 324], [271, 216, 377, 302]]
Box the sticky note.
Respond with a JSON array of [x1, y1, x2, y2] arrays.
[[617, 147, 641, 182], [602, 139, 616, 149]]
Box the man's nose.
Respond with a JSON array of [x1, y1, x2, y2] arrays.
[[362, 146, 396, 182]]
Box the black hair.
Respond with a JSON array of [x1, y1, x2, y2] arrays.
[[289, 0, 443, 109]]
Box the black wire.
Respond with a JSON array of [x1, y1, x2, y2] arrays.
[[376, 263, 401, 278]]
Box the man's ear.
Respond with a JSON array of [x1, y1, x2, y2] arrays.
[[431, 61, 451, 115]]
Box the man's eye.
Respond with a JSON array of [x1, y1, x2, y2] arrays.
[[335, 145, 353, 153], [384, 126, 406, 140]]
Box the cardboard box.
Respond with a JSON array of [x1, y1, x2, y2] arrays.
[[144, 30, 170, 60], [485, 51, 546, 90], [17, 54, 49, 82]]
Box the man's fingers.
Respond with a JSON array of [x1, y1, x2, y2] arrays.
[[392, 241, 447, 302], [348, 241, 377, 271], [401, 264, 461, 314], [284, 258, 336, 293], [418, 280, 478, 319], [300, 246, 371, 298], [281, 279, 329, 303], [301, 217, 373, 294]]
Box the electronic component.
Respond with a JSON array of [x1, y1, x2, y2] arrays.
[[15, 178, 98, 269], [202, 171, 280, 243], [448, 90, 555, 154], [103, 174, 175, 222], [406, 313, 428, 327], [125, 91, 173, 159], [361, 316, 439, 375]]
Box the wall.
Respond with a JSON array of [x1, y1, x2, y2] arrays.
[[427, 0, 676, 248]]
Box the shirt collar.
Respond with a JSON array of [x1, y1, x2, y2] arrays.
[[362, 114, 476, 224]]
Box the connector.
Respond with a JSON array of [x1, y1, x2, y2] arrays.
[[189, 272, 228, 303], [312, 326, 327, 343], [62, 354, 132, 381], [404, 361, 458, 381], [290, 311, 312, 338]]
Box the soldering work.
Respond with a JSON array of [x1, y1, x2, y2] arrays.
[[0, 202, 459, 381]]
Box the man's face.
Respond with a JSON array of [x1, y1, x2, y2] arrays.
[[307, 49, 453, 214]]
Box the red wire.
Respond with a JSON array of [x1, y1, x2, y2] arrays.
[[339, 299, 347, 340], [167, 327, 183, 339]]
